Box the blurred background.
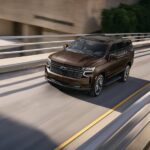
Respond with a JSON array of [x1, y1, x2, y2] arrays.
[[0, 1, 150, 150], [0, 0, 141, 36], [1, 0, 150, 59]]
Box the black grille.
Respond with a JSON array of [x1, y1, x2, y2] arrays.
[[50, 61, 83, 78]]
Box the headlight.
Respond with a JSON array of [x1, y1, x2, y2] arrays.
[[83, 67, 95, 77], [47, 58, 51, 67], [83, 67, 95, 72]]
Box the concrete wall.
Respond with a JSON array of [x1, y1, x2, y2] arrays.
[[0, 19, 14, 35], [0, 0, 140, 35]]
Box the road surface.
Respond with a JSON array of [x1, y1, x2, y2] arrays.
[[0, 48, 150, 150]]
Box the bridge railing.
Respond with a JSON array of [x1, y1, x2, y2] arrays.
[[0, 32, 150, 39], [0, 33, 150, 57]]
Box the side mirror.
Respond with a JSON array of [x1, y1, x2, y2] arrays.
[[109, 54, 118, 60], [63, 44, 68, 49]]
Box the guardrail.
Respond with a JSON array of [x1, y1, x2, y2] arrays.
[[0, 32, 150, 39], [0, 41, 149, 56], [0, 33, 150, 56], [104, 33, 150, 42], [0, 34, 89, 40], [78, 91, 150, 150], [0, 46, 62, 55], [0, 40, 74, 48]]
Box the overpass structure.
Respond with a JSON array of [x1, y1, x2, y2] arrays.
[[0, 0, 140, 35], [0, 33, 150, 150]]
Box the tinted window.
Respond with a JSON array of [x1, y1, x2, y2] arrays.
[[110, 42, 126, 55], [117, 42, 124, 49], [67, 39, 108, 57], [110, 44, 117, 54], [123, 41, 131, 47], [124, 41, 133, 51]]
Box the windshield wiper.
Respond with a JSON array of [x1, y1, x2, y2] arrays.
[[66, 48, 84, 54]]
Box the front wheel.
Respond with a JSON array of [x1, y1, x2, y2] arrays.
[[90, 74, 104, 97], [120, 65, 130, 82]]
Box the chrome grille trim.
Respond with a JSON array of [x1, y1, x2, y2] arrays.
[[50, 60, 83, 78]]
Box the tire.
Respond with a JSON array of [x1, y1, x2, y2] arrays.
[[90, 74, 104, 97], [120, 65, 130, 82]]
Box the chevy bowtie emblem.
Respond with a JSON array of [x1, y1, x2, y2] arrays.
[[60, 66, 67, 70]]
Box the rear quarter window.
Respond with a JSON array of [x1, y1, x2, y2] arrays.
[[124, 40, 133, 51]]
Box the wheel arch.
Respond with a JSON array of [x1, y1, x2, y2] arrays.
[[93, 71, 106, 84], [127, 61, 132, 67]]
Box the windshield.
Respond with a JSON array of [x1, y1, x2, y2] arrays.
[[67, 39, 108, 57]]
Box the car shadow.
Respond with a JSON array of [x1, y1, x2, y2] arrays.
[[0, 114, 57, 150], [0, 66, 44, 80], [0, 81, 47, 97], [54, 76, 149, 111], [0, 75, 44, 88]]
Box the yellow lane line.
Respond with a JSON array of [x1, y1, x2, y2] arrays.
[[54, 83, 150, 150]]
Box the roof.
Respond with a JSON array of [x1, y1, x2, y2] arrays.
[[81, 35, 129, 43]]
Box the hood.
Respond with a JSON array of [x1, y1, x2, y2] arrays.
[[49, 50, 105, 67]]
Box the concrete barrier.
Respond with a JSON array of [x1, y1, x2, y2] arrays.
[[133, 40, 150, 48], [0, 53, 53, 73], [78, 91, 150, 150]]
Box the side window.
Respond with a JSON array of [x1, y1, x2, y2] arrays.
[[116, 42, 126, 55], [110, 44, 117, 54], [124, 41, 133, 51], [117, 42, 124, 49], [124, 41, 130, 47], [110, 41, 132, 55], [110, 43, 124, 54]]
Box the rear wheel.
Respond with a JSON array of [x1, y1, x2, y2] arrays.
[[90, 74, 104, 97], [120, 65, 130, 82]]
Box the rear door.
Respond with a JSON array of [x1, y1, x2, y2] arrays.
[[106, 43, 120, 78], [114, 41, 129, 73], [106, 42, 129, 78]]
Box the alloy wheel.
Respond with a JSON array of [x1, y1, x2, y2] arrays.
[[94, 75, 104, 96], [123, 65, 130, 81]]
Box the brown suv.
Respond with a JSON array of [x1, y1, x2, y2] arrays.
[[45, 36, 134, 96]]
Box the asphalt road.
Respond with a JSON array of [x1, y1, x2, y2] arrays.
[[0, 48, 150, 150]]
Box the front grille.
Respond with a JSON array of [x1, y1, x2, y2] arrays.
[[50, 60, 83, 78]]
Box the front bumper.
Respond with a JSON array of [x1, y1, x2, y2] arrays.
[[45, 66, 91, 90]]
